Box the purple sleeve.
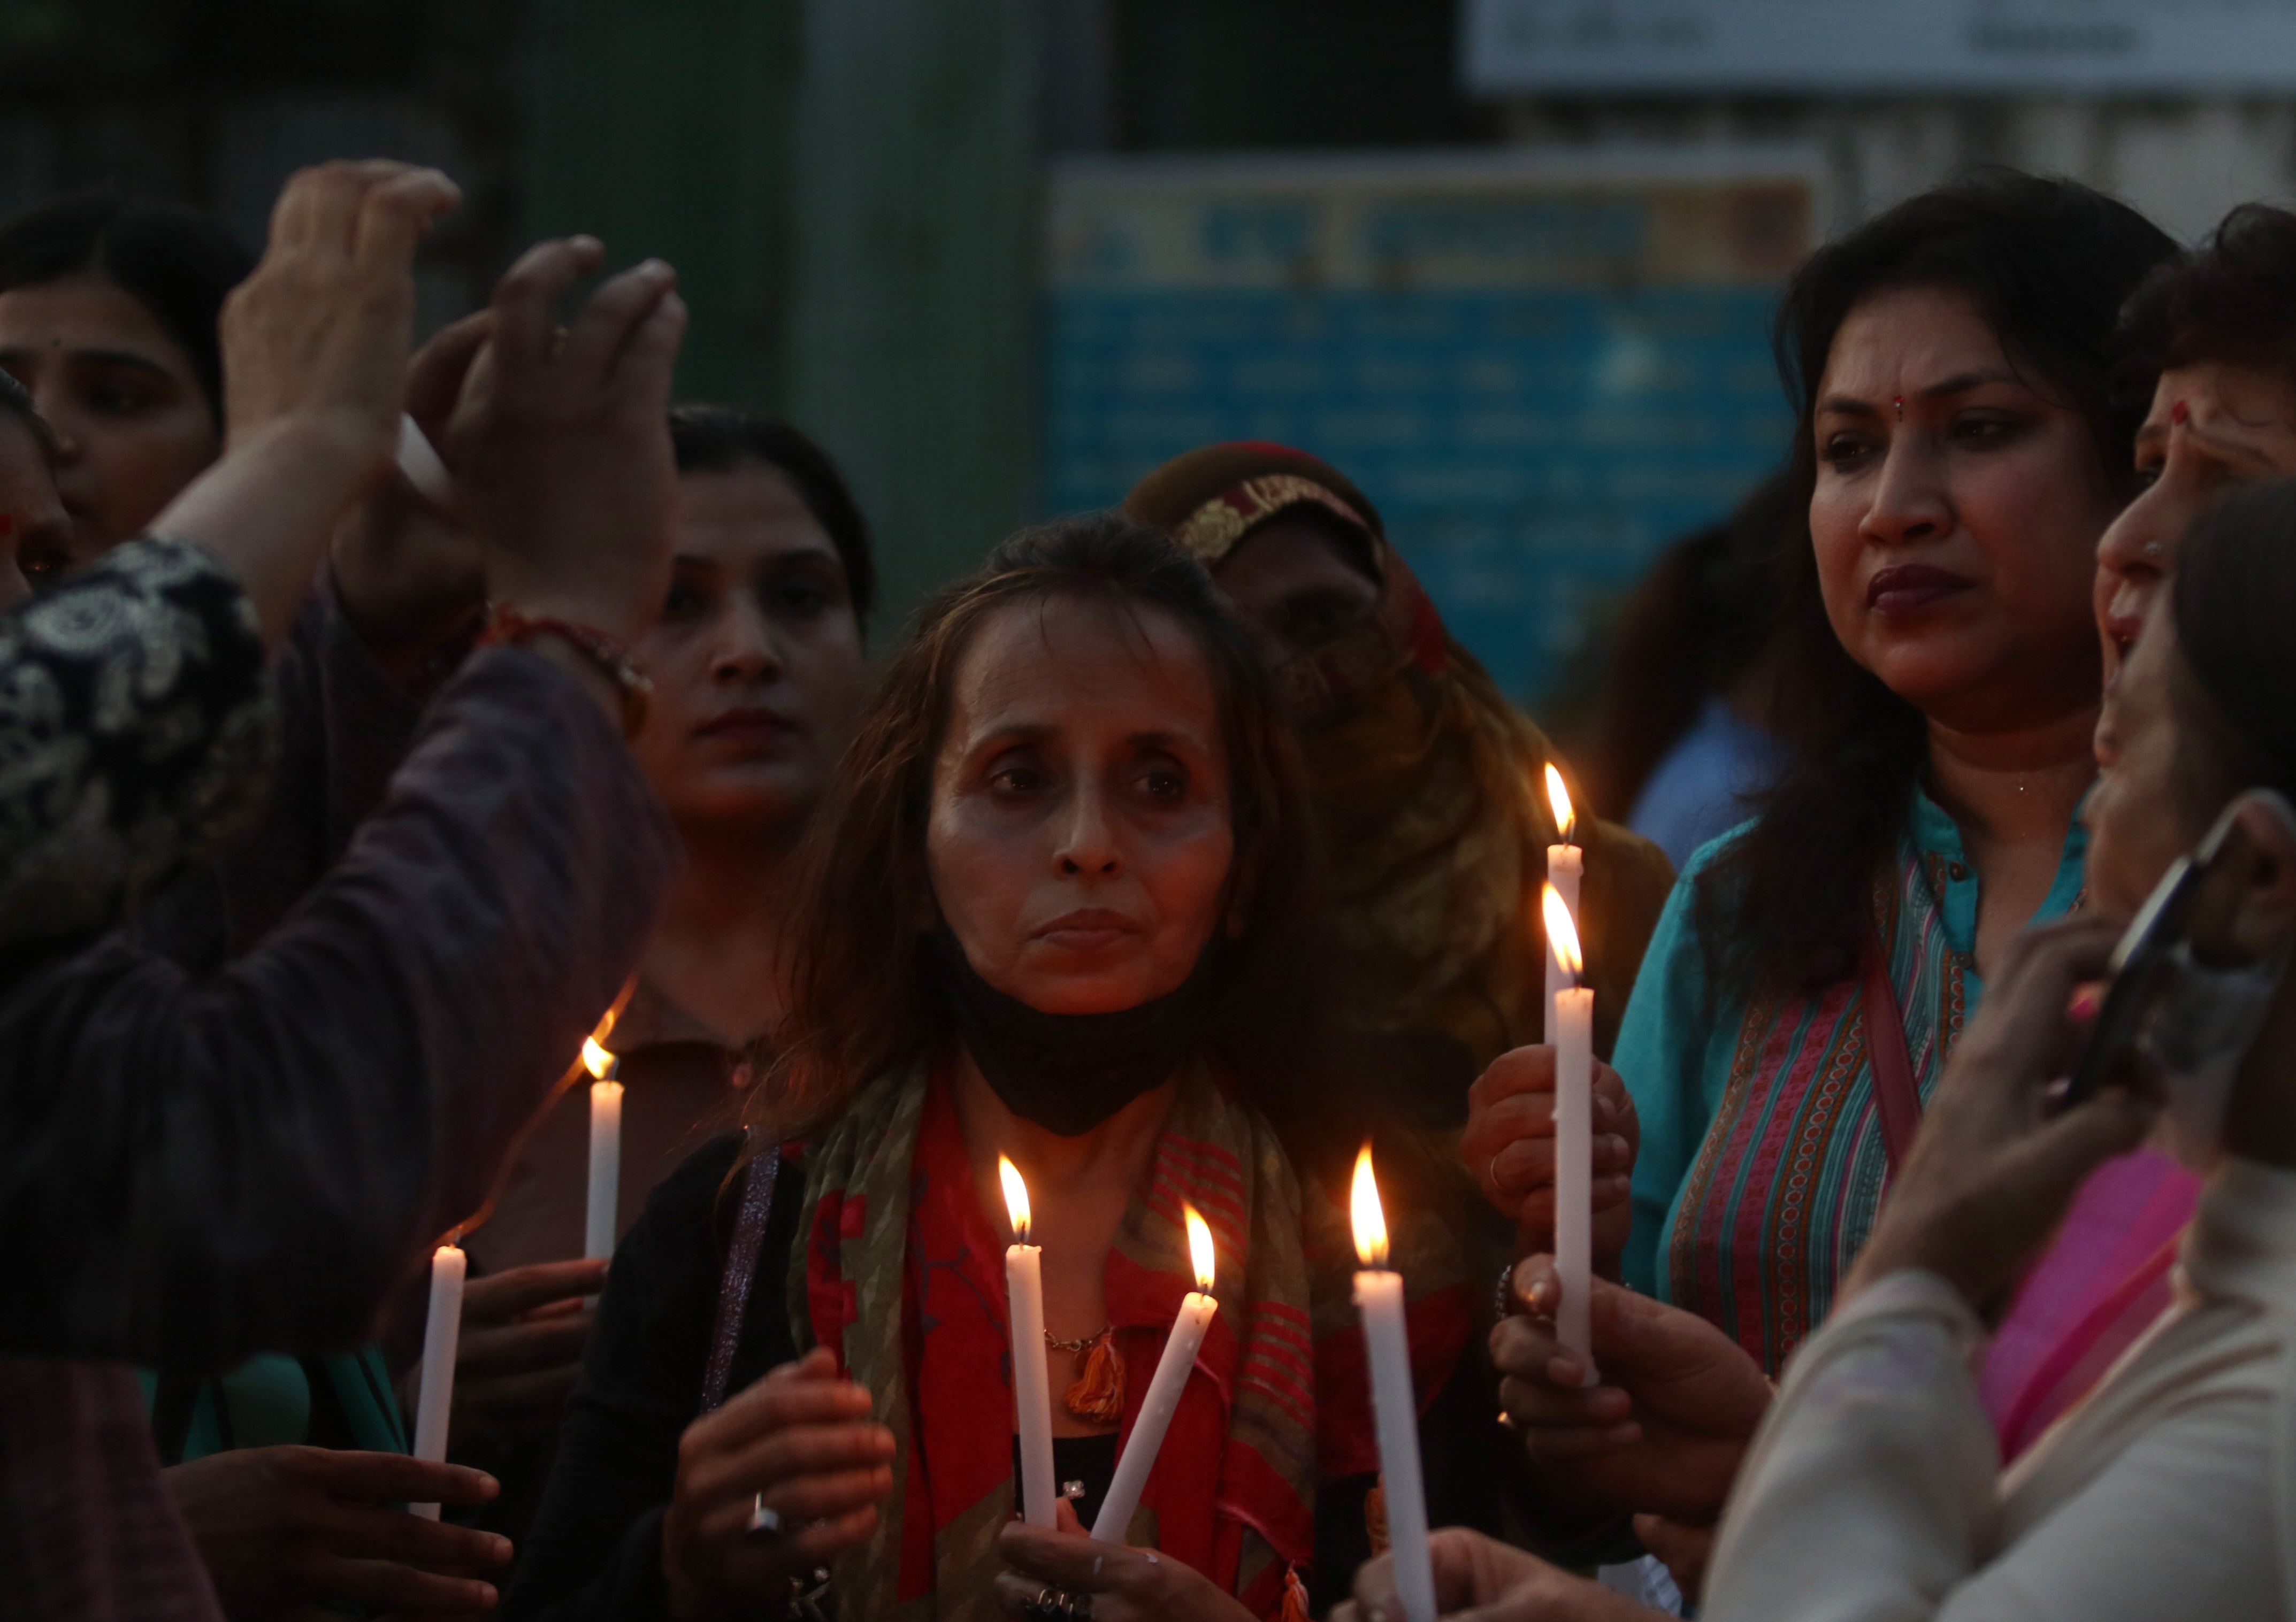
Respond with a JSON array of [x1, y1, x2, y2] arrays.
[[0, 647, 679, 1369]]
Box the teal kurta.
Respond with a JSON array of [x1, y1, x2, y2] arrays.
[[140, 1347, 408, 1464], [1614, 787, 2087, 1369]]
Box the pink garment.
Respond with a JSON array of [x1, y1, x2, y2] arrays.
[[1979, 1147, 2199, 1460]]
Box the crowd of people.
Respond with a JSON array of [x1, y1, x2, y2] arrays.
[[6, 151, 2296, 1622]]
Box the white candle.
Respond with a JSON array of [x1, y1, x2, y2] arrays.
[[409, 1242, 466, 1519], [1543, 764, 1583, 1042], [1543, 885, 1599, 1386], [1350, 1148, 1436, 1622], [1092, 1206, 1219, 1542], [581, 1037, 623, 1264], [1000, 1157, 1058, 1528]]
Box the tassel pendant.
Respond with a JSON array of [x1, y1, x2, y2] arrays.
[[1055, 1326, 1126, 1425], [1280, 1564, 1313, 1622]]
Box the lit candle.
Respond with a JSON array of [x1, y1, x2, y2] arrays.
[[1351, 1147, 1436, 1622], [1092, 1205, 1219, 1542], [1544, 885, 1598, 1385], [1543, 764, 1583, 1042], [580, 1035, 624, 1266], [409, 1241, 466, 1519], [1000, 1157, 1058, 1528]]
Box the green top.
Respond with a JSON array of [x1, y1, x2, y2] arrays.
[[140, 1347, 407, 1465]]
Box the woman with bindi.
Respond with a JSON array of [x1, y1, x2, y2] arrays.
[[2095, 203, 2296, 680], [0, 196, 250, 578], [434, 408, 875, 1550], [508, 518, 1490, 1622], [1470, 171, 2193, 1598]]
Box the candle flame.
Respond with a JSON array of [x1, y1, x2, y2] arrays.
[[999, 1156, 1032, 1244], [1185, 1205, 1216, 1293], [1544, 763, 1576, 842], [1543, 883, 1583, 978], [1350, 1144, 1390, 1269], [581, 1036, 617, 1081]]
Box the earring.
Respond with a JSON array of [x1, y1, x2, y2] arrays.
[[1893, 395, 1904, 422]]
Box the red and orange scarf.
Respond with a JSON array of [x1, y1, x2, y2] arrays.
[[790, 1061, 1472, 1621]]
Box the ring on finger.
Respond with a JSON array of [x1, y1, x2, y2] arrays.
[[747, 1493, 782, 1539], [1020, 1585, 1066, 1622], [1060, 1591, 1094, 1622]]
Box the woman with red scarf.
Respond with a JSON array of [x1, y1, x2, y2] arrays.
[[508, 516, 1496, 1622]]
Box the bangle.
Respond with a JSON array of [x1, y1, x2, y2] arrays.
[[478, 604, 652, 739]]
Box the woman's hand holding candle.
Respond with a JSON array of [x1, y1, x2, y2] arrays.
[[661, 1348, 896, 1620], [1462, 1047, 1638, 1267], [1492, 1255, 1771, 1526], [1335, 1528, 1649, 1622], [996, 1505, 1259, 1622]]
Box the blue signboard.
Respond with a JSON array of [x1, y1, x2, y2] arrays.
[[1042, 153, 1815, 703]]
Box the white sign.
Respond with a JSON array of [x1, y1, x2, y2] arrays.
[[1464, 0, 2296, 95]]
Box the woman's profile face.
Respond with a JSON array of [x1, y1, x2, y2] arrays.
[[1809, 283, 2119, 733], [2093, 363, 2296, 679], [2085, 597, 2203, 917], [630, 463, 867, 831], [926, 594, 1236, 1017], [0, 273, 220, 575]]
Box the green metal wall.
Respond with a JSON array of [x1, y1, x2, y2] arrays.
[[520, 0, 1039, 624]]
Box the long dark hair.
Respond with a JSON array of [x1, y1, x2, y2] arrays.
[[746, 512, 1333, 1142], [1698, 170, 2175, 1000], [0, 196, 251, 424]]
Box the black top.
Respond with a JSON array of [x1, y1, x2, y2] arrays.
[[507, 1133, 805, 1620]]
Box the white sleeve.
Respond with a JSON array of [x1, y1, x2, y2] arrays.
[[1703, 1271, 2279, 1622], [1701, 1271, 2003, 1622]]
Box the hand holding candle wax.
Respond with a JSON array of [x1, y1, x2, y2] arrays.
[[1091, 1205, 1219, 1542], [1542, 885, 1598, 1386], [1352, 1146, 1437, 1622], [1000, 1156, 1059, 1528]]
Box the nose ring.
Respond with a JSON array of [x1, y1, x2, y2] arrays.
[[2141, 540, 2167, 563]]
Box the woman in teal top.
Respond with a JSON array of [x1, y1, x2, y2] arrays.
[[1608, 171, 2173, 1374]]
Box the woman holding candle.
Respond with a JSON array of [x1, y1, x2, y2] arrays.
[[416, 405, 877, 1552], [1123, 443, 1676, 1095], [1461, 171, 2185, 1594], [508, 517, 1494, 1622]]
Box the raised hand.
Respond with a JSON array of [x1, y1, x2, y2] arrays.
[[165, 1445, 507, 1619], [661, 1347, 894, 1621], [442, 237, 685, 643], [1493, 1255, 1771, 1525], [328, 310, 493, 672], [158, 160, 461, 643], [1463, 1046, 1637, 1274]]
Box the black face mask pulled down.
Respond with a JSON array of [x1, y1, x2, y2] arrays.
[[927, 928, 1219, 1136]]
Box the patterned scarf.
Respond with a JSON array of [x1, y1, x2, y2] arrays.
[[1667, 836, 1966, 1371], [792, 1060, 1474, 1622]]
